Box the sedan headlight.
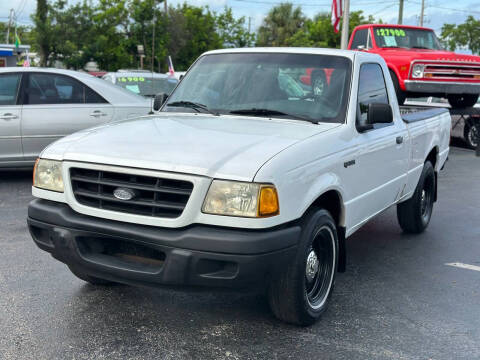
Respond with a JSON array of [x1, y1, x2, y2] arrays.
[[202, 180, 279, 218], [412, 64, 425, 78], [33, 159, 64, 192]]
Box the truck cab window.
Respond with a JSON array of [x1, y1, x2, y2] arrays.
[[357, 63, 389, 126], [351, 29, 368, 49]]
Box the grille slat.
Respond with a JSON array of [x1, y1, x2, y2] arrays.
[[70, 175, 192, 195], [70, 168, 193, 218]]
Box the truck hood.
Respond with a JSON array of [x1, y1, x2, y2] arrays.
[[42, 113, 340, 181], [376, 48, 480, 63]]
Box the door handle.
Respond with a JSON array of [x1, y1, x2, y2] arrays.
[[396, 136, 403, 144], [0, 113, 18, 120], [89, 110, 107, 117]]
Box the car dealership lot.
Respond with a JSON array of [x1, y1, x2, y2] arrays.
[[0, 146, 479, 360]]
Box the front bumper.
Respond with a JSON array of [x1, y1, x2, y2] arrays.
[[404, 80, 480, 94], [27, 199, 300, 288]]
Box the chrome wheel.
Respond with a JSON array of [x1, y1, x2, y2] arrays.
[[467, 124, 479, 149], [305, 226, 336, 310]]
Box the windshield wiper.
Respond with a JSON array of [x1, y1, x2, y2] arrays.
[[411, 46, 431, 49], [229, 108, 318, 124], [167, 101, 218, 115]]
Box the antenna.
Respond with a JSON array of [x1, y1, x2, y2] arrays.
[[149, 3, 157, 114]]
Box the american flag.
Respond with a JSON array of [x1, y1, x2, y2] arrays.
[[168, 56, 175, 77], [331, 0, 342, 33]]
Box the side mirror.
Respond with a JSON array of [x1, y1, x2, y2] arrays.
[[367, 102, 393, 124], [357, 103, 393, 132], [153, 92, 169, 111]]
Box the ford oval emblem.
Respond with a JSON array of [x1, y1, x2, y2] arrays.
[[113, 187, 136, 201]]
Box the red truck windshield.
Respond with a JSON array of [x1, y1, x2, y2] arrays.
[[373, 27, 442, 50]]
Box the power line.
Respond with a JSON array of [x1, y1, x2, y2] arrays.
[[406, 0, 480, 15]]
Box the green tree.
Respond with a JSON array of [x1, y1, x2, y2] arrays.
[[256, 3, 307, 46], [33, 0, 50, 66], [216, 7, 255, 48], [441, 16, 480, 54]]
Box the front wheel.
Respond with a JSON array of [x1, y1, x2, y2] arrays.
[[268, 209, 338, 326], [397, 161, 435, 234], [464, 121, 480, 149], [447, 94, 479, 108]]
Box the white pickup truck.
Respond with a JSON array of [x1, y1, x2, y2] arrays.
[[28, 48, 450, 325]]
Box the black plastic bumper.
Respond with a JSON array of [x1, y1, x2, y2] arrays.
[[27, 199, 300, 288]]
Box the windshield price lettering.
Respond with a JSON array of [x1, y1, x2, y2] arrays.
[[376, 28, 406, 37]]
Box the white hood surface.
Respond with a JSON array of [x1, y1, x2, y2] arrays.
[[42, 113, 340, 181]]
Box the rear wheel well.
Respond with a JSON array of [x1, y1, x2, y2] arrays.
[[305, 190, 346, 272], [426, 147, 438, 169], [425, 147, 438, 201]]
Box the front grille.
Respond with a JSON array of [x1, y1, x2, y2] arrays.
[[70, 168, 193, 218], [423, 63, 480, 80]]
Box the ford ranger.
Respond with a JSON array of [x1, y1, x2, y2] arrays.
[[27, 48, 450, 325], [348, 24, 480, 108]]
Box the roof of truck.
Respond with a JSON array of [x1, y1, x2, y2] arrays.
[[203, 47, 359, 60], [353, 23, 435, 32]]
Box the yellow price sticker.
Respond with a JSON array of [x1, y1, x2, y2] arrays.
[[376, 28, 406, 37]]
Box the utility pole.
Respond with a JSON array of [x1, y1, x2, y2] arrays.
[[6, 8, 14, 44], [398, 0, 404, 24], [419, 0, 425, 26], [164, 0, 167, 14], [248, 17, 251, 34], [340, 0, 350, 49]]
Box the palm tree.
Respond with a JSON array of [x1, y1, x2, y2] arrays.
[[257, 3, 307, 46]]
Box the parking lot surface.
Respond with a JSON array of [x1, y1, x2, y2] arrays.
[[1, 147, 479, 360]]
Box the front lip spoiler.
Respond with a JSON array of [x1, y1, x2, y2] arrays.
[[404, 80, 480, 94]]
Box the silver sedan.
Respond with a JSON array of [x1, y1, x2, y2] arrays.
[[0, 67, 152, 167]]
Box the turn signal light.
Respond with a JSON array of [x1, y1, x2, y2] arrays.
[[258, 186, 279, 217]]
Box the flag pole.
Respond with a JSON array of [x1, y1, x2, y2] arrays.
[[340, 0, 350, 49]]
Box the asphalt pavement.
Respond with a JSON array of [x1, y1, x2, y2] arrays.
[[1, 146, 479, 360]]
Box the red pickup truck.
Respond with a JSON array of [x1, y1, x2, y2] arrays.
[[348, 24, 480, 108]]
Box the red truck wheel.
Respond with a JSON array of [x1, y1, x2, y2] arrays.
[[447, 94, 479, 108], [389, 70, 406, 105]]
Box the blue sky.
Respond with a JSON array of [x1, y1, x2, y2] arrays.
[[1, 0, 478, 35]]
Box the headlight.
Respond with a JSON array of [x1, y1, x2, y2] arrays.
[[412, 64, 425, 78], [33, 159, 64, 192], [202, 180, 279, 218]]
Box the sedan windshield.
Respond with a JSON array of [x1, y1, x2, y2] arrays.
[[115, 76, 178, 97], [163, 53, 352, 123], [373, 27, 442, 50]]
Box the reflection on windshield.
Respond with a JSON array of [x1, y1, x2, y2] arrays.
[[163, 53, 352, 123], [116, 76, 178, 97], [373, 27, 442, 50]]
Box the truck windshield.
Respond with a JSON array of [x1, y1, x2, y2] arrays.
[[373, 27, 442, 50], [163, 53, 352, 123]]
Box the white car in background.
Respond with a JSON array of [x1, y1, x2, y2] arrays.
[[0, 67, 151, 168], [103, 70, 178, 98]]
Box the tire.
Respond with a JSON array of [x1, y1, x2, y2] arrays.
[[68, 265, 116, 286], [268, 209, 338, 326], [389, 70, 406, 105], [447, 94, 479, 108], [397, 161, 435, 234], [464, 121, 480, 149]]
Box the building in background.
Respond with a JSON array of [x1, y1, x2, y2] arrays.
[[0, 44, 31, 67]]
